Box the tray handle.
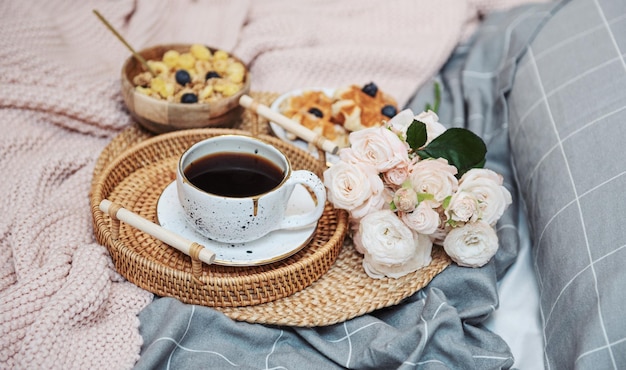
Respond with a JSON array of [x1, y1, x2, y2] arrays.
[[100, 199, 215, 283]]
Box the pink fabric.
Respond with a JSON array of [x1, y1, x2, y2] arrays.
[[0, 0, 546, 368]]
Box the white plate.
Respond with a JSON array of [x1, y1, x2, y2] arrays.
[[156, 182, 317, 266], [269, 87, 340, 164]]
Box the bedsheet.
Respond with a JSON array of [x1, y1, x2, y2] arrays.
[[135, 2, 564, 369], [0, 0, 560, 368]]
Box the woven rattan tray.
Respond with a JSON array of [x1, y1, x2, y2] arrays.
[[90, 92, 451, 327]]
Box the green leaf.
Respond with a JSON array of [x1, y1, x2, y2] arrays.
[[423, 81, 442, 114], [406, 120, 427, 151], [442, 195, 451, 209], [416, 127, 486, 177], [432, 81, 441, 114], [473, 158, 487, 170], [417, 192, 434, 203], [389, 200, 397, 211]]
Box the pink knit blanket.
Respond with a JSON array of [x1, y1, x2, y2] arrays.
[[0, 0, 544, 368]]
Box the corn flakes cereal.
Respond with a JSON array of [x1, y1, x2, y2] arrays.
[[132, 45, 247, 104]]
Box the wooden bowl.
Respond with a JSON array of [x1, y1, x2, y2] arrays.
[[121, 44, 251, 134]]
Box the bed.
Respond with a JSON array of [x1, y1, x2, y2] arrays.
[[2, 0, 625, 369]]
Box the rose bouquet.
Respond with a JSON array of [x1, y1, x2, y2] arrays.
[[323, 108, 512, 279]]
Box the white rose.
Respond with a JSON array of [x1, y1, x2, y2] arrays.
[[443, 220, 499, 268], [411, 231, 433, 272], [445, 190, 480, 223], [337, 146, 359, 164], [348, 126, 409, 173], [414, 110, 446, 146], [323, 161, 385, 219], [400, 201, 440, 235], [358, 210, 433, 279], [352, 225, 366, 255], [408, 158, 458, 205], [387, 109, 446, 147], [386, 108, 415, 138], [458, 168, 512, 226]]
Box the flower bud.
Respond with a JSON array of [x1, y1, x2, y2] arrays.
[[393, 187, 418, 212]]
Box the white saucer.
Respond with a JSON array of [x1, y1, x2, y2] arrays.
[[156, 182, 318, 266], [269, 87, 340, 164]]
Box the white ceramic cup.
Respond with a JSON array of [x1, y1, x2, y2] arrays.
[[176, 135, 326, 244]]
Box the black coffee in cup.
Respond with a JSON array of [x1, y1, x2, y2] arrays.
[[184, 152, 284, 197], [177, 135, 327, 243]]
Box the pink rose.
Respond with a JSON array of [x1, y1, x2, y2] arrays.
[[357, 210, 433, 279], [400, 201, 440, 235], [323, 161, 385, 220], [458, 168, 512, 226], [383, 164, 409, 186], [347, 126, 409, 173], [443, 220, 499, 268], [429, 225, 450, 246], [408, 158, 458, 205]]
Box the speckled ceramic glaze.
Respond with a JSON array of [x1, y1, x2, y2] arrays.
[[176, 135, 326, 243]]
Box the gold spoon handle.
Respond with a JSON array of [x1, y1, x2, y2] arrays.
[[93, 9, 156, 76]]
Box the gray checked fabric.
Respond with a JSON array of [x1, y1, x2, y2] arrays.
[[507, 0, 626, 368]]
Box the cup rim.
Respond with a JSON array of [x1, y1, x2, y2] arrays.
[[178, 135, 292, 198]]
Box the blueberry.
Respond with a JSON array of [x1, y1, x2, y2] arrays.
[[308, 107, 324, 118], [381, 105, 397, 118], [175, 70, 191, 86], [181, 93, 198, 104], [205, 71, 221, 80], [362, 82, 378, 97]]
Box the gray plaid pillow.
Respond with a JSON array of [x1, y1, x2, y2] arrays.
[[508, 0, 626, 368]]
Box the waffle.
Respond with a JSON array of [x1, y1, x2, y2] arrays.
[[331, 84, 398, 132], [278, 83, 398, 148], [278, 90, 350, 148]]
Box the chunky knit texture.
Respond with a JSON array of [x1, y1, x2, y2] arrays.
[[0, 0, 545, 368]]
